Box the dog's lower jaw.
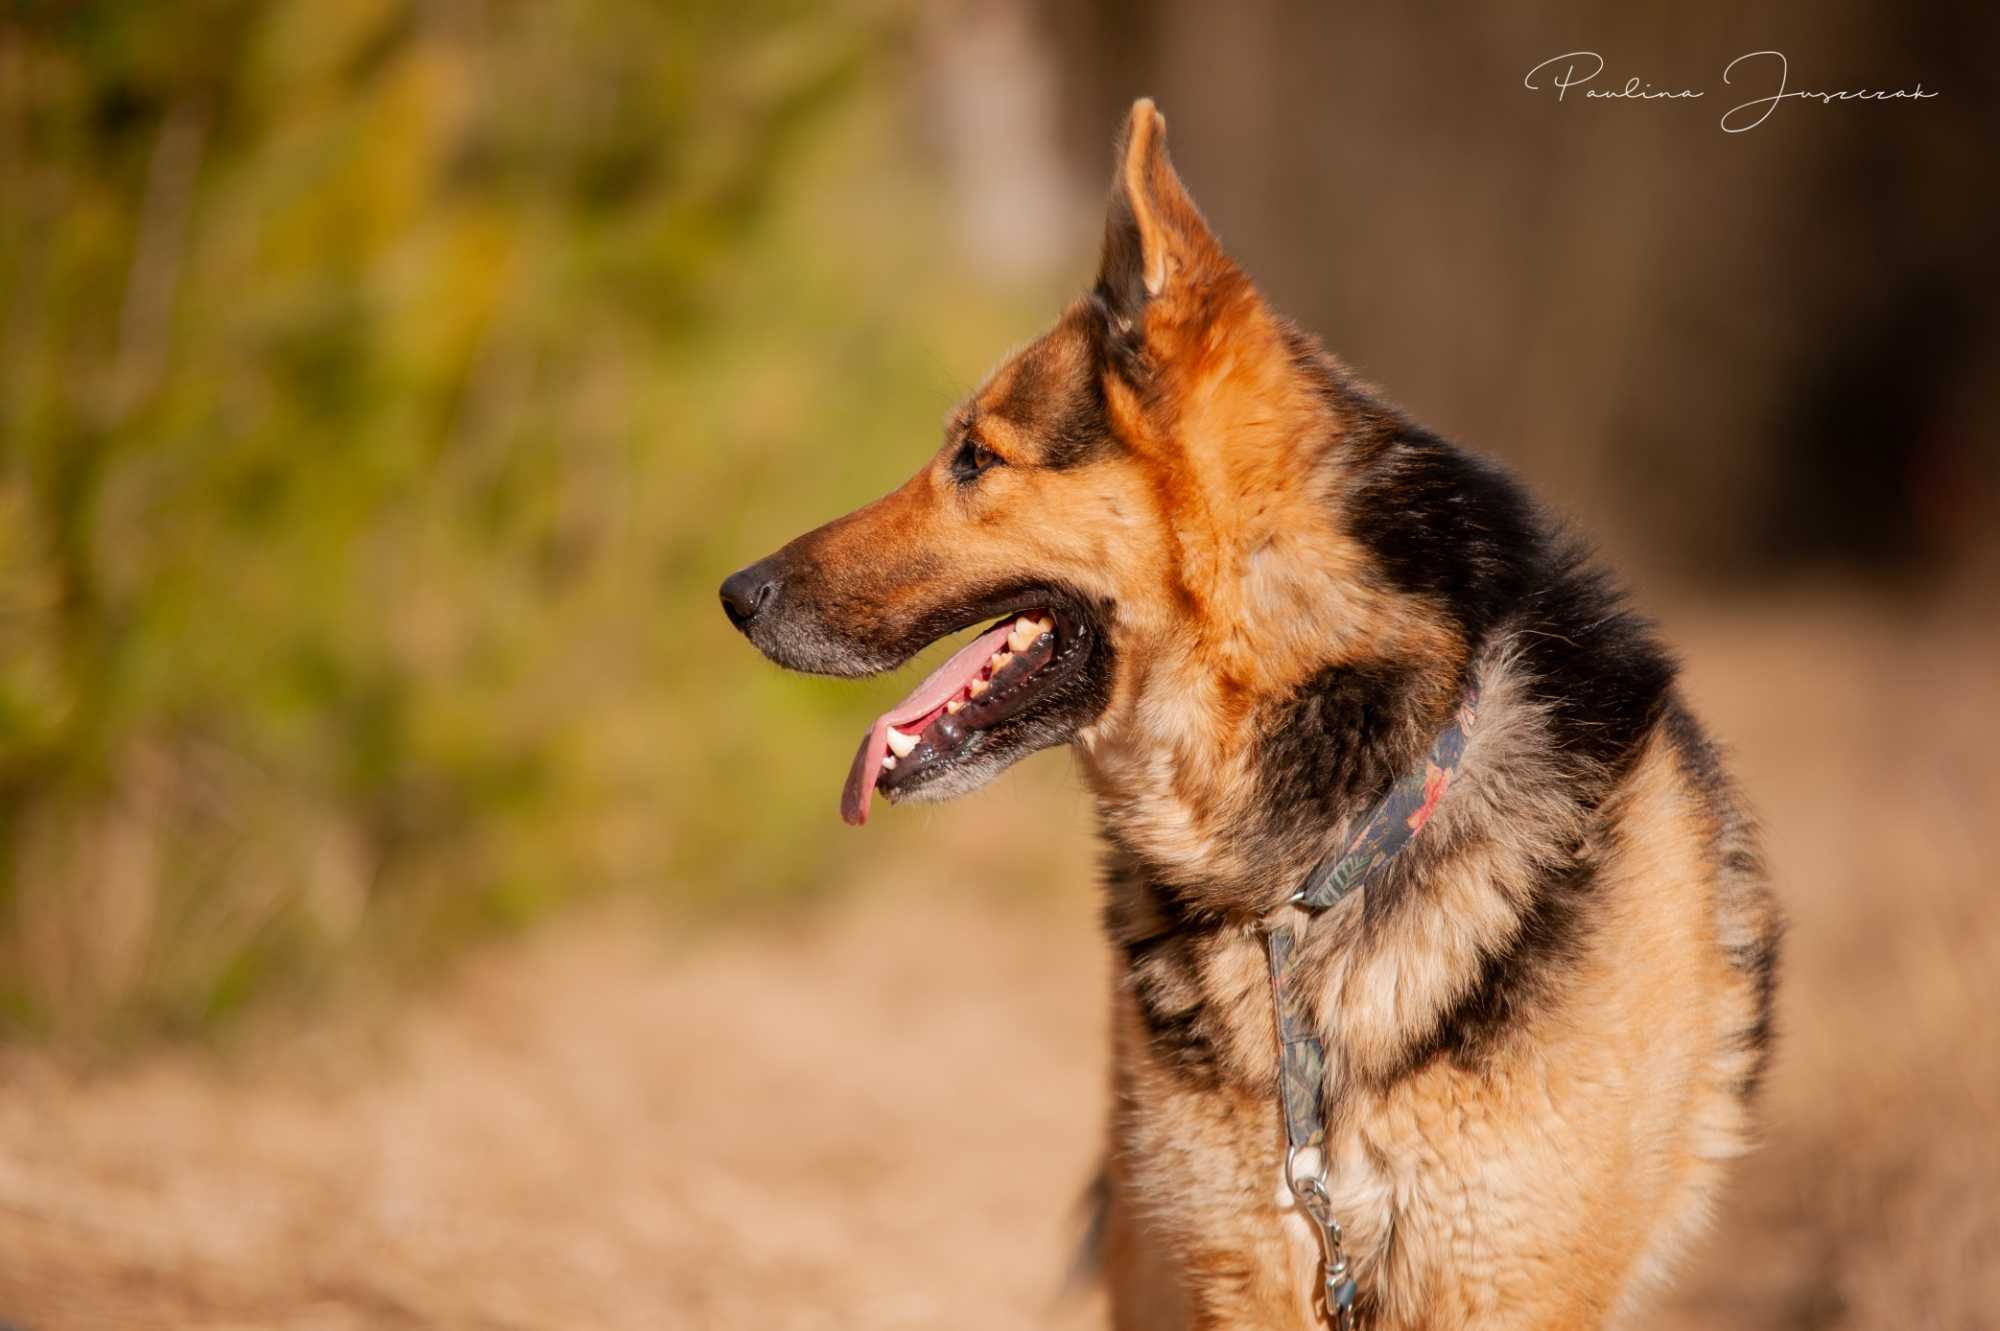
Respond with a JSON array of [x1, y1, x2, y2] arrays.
[[877, 737, 1007, 805]]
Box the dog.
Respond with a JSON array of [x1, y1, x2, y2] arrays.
[[720, 99, 1780, 1330]]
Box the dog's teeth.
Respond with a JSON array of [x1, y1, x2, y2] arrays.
[[990, 651, 1013, 672], [1007, 617, 1039, 651], [946, 698, 965, 714], [880, 754, 897, 771], [1033, 613, 1054, 634], [885, 726, 919, 758], [968, 676, 989, 698]]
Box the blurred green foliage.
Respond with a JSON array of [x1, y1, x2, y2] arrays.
[[0, 0, 1063, 1037]]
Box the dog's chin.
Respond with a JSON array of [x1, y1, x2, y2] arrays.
[[881, 733, 1022, 806], [877, 700, 1091, 806]]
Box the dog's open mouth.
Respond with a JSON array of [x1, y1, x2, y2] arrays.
[[839, 609, 1079, 825]]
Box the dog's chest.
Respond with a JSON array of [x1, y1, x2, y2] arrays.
[[1104, 878, 1558, 1327], [1110, 973, 1395, 1326], [1112, 999, 1562, 1328]]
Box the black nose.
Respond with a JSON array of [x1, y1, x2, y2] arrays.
[[719, 562, 779, 633]]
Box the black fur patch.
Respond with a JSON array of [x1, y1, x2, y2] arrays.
[[1340, 408, 1679, 777], [1086, 287, 1150, 390], [1102, 846, 1228, 1084], [1508, 546, 1678, 776], [1251, 658, 1430, 859], [1393, 849, 1596, 1080], [1344, 422, 1541, 647], [1730, 929, 1781, 1100], [989, 332, 1120, 472], [1662, 699, 1782, 1101], [1097, 181, 1151, 339]]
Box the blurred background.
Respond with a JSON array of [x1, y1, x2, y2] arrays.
[[0, 1, 1995, 1327]]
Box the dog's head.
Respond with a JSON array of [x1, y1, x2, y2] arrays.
[[722, 100, 1446, 827]]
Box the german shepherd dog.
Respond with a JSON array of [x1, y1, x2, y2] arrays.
[[720, 100, 1780, 1329]]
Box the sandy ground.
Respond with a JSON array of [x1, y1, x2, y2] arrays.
[[0, 888, 1110, 1331], [1, 596, 1997, 1329]]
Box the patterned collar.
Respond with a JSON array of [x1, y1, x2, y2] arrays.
[[1263, 682, 1481, 1328], [1290, 684, 1481, 910]]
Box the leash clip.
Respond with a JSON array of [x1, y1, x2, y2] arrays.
[[1291, 1172, 1359, 1330]]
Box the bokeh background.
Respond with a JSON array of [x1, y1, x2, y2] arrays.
[[1, 1, 1995, 1327]]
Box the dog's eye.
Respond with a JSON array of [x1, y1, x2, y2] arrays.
[[950, 438, 1002, 484]]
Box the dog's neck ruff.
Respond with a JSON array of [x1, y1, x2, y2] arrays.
[[1264, 683, 1481, 1328]]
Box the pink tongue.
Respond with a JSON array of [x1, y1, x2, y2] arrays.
[[840, 620, 1018, 826]]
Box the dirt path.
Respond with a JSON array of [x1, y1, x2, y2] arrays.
[[0, 886, 1114, 1331], [1, 599, 1996, 1329]]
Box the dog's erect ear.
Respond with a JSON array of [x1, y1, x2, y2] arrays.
[[1096, 99, 1222, 335]]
